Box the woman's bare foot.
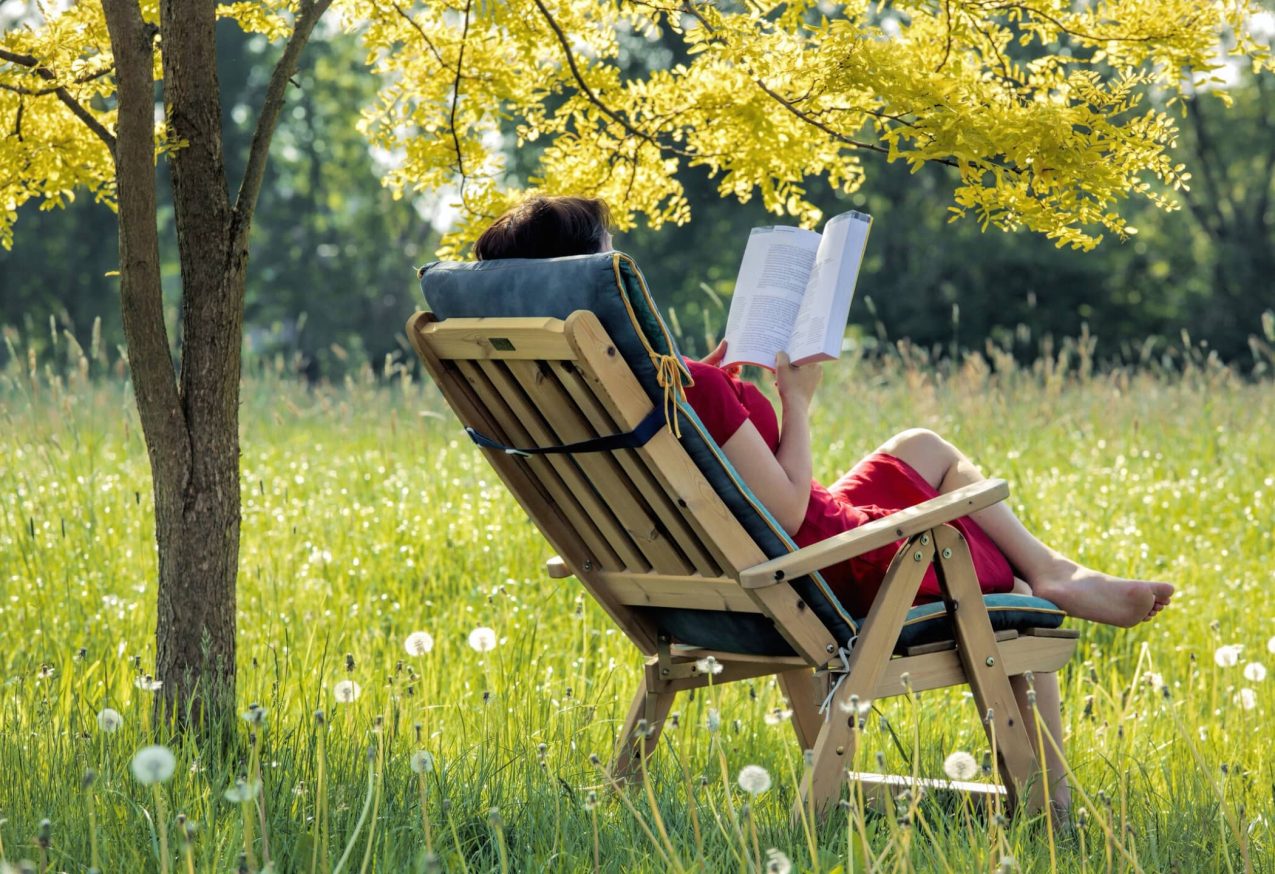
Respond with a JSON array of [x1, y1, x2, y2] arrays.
[[1030, 563, 1174, 628]]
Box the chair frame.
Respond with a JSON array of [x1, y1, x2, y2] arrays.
[[406, 308, 1077, 818]]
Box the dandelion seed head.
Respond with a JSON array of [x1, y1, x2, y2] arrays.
[[764, 707, 793, 725], [134, 674, 162, 692], [333, 679, 361, 703], [130, 745, 176, 785], [1238, 688, 1257, 710], [764, 848, 792, 874], [584, 790, 598, 811], [241, 704, 267, 726], [96, 708, 123, 734], [223, 778, 260, 804], [1215, 644, 1243, 667], [1267, 635, 1275, 655], [737, 764, 772, 794], [410, 750, 435, 774], [707, 707, 721, 733], [1244, 662, 1267, 682], [694, 656, 723, 675], [468, 626, 498, 653], [405, 631, 435, 656], [839, 694, 873, 716], [943, 751, 979, 781]]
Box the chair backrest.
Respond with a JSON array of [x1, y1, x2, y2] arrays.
[[412, 253, 858, 663]]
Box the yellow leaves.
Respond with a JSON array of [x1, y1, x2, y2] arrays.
[[217, 2, 296, 41]]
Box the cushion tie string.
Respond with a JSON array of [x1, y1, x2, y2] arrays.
[[817, 636, 859, 717], [654, 354, 687, 438]]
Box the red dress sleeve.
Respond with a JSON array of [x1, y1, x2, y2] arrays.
[[682, 361, 750, 446]]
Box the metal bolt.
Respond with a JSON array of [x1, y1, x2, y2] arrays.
[[661, 668, 669, 676], [985, 656, 995, 667], [913, 551, 923, 562], [836, 745, 845, 756], [941, 548, 953, 559], [920, 534, 930, 545], [583, 560, 594, 571], [826, 643, 836, 654]]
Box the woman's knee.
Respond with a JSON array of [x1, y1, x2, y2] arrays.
[[877, 428, 953, 462]]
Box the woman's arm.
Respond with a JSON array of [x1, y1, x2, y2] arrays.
[[719, 353, 821, 535]]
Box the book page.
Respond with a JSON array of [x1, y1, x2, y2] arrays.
[[787, 211, 872, 365], [722, 226, 822, 369]]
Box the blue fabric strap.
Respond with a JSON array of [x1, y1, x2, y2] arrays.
[[465, 405, 666, 457]]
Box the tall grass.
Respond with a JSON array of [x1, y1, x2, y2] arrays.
[[0, 321, 1271, 871]]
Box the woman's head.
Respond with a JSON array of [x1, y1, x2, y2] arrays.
[[473, 195, 612, 260]]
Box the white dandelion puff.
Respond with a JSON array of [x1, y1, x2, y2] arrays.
[[838, 694, 873, 717], [130, 745, 176, 785], [694, 656, 723, 676], [765, 848, 792, 874], [134, 674, 163, 692], [223, 778, 261, 804], [1267, 636, 1275, 655], [763, 708, 793, 726], [96, 708, 123, 734], [707, 708, 721, 733], [333, 680, 361, 703], [468, 627, 498, 653], [241, 704, 267, 726], [404, 631, 435, 656], [1244, 662, 1267, 683], [410, 750, 435, 774], [1238, 688, 1258, 710], [943, 751, 979, 781], [737, 764, 772, 794], [1214, 644, 1243, 668]]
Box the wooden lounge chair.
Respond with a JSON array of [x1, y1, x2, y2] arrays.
[[406, 301, 1079, 819]]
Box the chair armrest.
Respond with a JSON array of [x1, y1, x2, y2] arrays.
[[739, 478, 1010, 589], [546, 556, 573, 579]]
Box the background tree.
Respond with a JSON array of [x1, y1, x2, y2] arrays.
[[1, 0, 1268, 725]]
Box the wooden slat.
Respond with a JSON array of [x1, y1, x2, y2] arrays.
[[597, 571, 762, 612], [503, 359, 694, 576], [455, 358, 628, 570], [406, 312, 660, 654], [562, 311, 839, 667], [874, 634, 1077, 699], [902, 628, 1018, 658], [422, 317, 576, 360], [741, 479, 1011, 589], [550, 360, 724, 577]]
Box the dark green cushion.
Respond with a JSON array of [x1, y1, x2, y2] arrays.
[[888, 594, 1066, 650]]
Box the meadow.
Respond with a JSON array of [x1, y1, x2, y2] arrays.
[[0, 327, 1272, 873]]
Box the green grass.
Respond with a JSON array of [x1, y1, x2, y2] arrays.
[[0, 331, 1272, 872]]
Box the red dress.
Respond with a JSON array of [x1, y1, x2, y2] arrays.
[[682, 361, 1015, 617]]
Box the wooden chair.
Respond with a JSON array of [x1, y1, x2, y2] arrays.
[[406, 308, 1079, 818]]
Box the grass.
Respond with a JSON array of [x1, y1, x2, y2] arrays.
[[0, 323, 1272, 872]]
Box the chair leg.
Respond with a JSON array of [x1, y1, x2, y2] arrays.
[[777, 668, 825, 753], [796, 537, 933, 820], [611, 660, 675, 783], [933, 525, 1045, 815]]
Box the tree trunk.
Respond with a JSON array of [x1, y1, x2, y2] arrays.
[[101, 0, 331, 730]]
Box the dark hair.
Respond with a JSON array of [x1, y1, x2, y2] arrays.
[[473, 196, 611, 260]]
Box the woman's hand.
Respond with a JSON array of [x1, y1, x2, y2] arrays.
[[700, 339, 742, 376], [775, 352, 822, 411]]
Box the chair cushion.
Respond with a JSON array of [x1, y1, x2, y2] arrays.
[[420, 252, 859, 654], [888, 594, 1066, 650]]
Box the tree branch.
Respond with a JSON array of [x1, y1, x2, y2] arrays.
[[231, 0, 335, 254], [0, 46, 117, 154], [449, 0, 472, 202], [390, 1, 447, 70]]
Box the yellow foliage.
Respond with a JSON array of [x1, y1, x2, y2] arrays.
[[2, 0, 1270, 254]]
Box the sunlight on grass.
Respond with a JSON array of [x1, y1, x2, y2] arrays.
[[0, 327, 1271, 871]]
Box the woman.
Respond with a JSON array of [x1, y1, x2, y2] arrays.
[[474, 194, 1175, 811]]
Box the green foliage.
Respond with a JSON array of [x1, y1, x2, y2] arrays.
[[1, 336, 1271, 871]]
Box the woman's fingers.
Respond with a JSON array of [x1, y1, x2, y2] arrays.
[[701, 339, 728, 366]]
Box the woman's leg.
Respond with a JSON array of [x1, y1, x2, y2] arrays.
[[874, 429, 1173, 627]]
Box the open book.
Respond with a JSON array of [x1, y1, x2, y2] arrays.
[[721, 211, 872, 370]]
